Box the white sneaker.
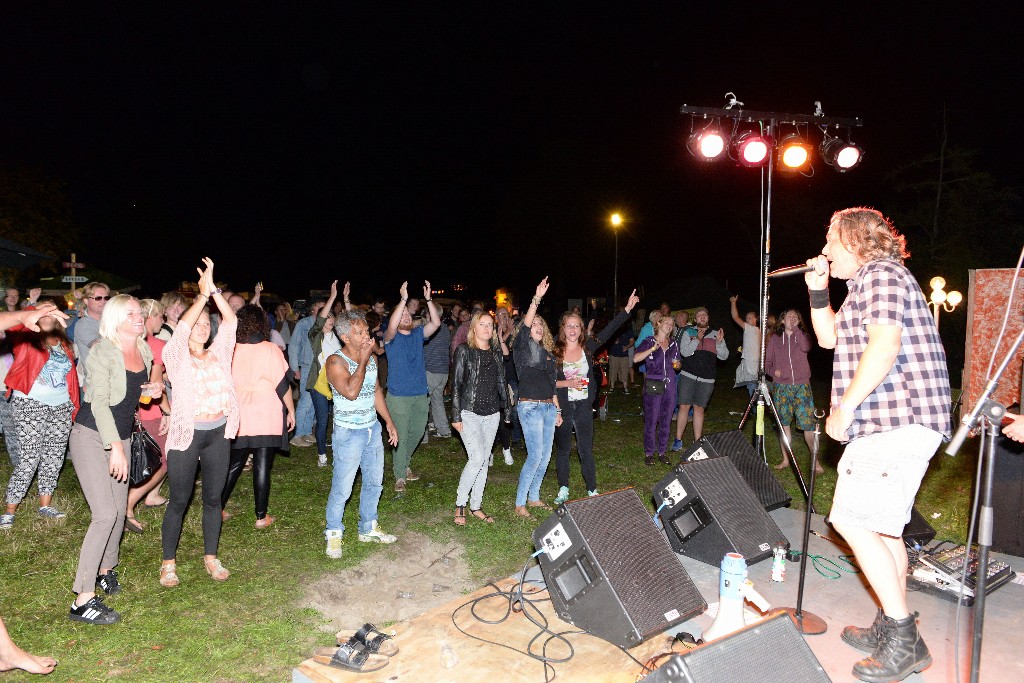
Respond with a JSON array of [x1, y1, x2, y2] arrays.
[[554, 486, 569, 505], [325, 531, 343, 559], [358, 520, 397, 544], [503, 448, 513, 465], [588, 489, 600, 497], [317, 454, 328, 467]]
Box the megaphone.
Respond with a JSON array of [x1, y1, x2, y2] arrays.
[[702, 552, 771, 642]]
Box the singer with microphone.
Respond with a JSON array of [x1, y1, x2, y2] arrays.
[[805, 207, 950, 683]]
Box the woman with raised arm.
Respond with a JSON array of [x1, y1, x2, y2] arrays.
[[159, 259, 238, 587], [730, 295, 761, 398], [450, 311, 510, 525], [68, 294, 159, 624], [1, 300, 80, 531], [633, 313, 680, 466], [512, 277, 562, 517], [306, 280, 345, 467], [552, 290, 640, 504]]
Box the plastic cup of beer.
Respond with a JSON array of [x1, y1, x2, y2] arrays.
[[672, 358, 682, 371], [140, 386, 153, 405]]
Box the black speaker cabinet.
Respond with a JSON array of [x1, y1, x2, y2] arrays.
[[680, 430, 791, 511], [532, 488, 707, 649], [654, 457, 789, 566], [902, 506, 936, 548], [640, 612, 830, 682], [992, 433, 1024, 556]]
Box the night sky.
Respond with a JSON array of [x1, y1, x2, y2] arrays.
[[1, 5, 1019, 307]]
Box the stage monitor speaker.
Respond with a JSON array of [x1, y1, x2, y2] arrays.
[[532, 488, 707, 649], [639, 612, 830, 682], [680, 430, 791, 511], [654, 457, 789, 566], [903, 506, 936, 548]]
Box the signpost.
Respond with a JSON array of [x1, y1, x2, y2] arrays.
[[63, 253, 85, 294]]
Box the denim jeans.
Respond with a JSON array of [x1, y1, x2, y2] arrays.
[[455, 410, 500, 509], [310, 389, 331, 454], [325, 422, 384, 536], [294, 365, 314, 437], [515, 401, 557, 506]]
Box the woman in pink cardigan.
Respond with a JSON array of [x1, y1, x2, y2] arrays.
[[158, 259, 238, 587]]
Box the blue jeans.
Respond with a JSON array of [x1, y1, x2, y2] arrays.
[[295, 365, 314, 437], [310, 389, 331, 454], [515, 401, 557, 506], [325, 422, 384, 536]]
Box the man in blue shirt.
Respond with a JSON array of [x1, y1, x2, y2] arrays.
[[384, 281, 441, 492]]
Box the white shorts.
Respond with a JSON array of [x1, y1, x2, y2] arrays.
[[829, 424, 942, 537]]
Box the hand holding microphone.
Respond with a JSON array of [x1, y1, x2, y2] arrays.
[[803, 255, 829, 290]]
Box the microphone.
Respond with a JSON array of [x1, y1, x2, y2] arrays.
[[767, 263, 815, 278]]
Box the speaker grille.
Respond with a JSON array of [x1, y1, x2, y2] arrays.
[[645, 613, 830, 682], [689, 430, 791, 511], [669, 458, 789, 565], [564, 490, 706, 640]]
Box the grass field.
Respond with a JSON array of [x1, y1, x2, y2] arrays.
[[0, 377, 976, 681]]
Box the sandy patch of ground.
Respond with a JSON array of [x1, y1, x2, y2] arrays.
[[301, 531, 477, 635]]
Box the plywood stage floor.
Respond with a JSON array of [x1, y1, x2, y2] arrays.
[[294, 507, 1024, 682]]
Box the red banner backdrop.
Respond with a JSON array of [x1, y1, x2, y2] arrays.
[[964, 269, 1024, 413]]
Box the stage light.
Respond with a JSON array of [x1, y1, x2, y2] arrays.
[[820, 136, 863, 172], [730, 131, 771, 167], [777, 134, 811, 170], [687, 124, 727, 161]]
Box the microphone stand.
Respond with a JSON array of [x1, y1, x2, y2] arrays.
[[945, 324, 1024, 683], [777, 409, 827, 634]]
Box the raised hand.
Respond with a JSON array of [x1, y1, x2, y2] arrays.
[[342, 281, 350, 301], [28, 287, 41, 302], [535, 277, 550, 299], [423, 280, 432, 300], [399, 281, 409, 301], [329, 280, 338, 298], [625, 289, 640, 312], [729, 295, 738, 303], [22, 303, 69, 331]]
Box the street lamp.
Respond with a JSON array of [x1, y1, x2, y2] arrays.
[[610, 213, 623, 309], [929, 276, 962, 330]]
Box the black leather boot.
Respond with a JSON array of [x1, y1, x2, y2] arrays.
[[852, 613, 932, 683], [841, 607, 884, 652]]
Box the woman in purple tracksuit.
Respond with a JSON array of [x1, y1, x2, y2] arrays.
[[633, 315, 679, 466]]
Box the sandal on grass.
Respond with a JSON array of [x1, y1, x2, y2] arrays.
[[470, 509, 494, 523], [454, 505, 466, 526], [334, 623, 399, 656], [513, 505, 531, 518], [204, 557, 230, 581], [526, 500, 552, 511], [124, 516, 144, 534], [313, 637, 389, 673], [159, 563, 179, 588]]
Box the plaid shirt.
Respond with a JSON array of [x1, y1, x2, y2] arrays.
[[832, 260, 951, 441]]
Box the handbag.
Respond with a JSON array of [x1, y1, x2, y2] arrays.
[[644, 378, 667, 396], [314, 363, 333, 399], [129, 415, 162, 486]]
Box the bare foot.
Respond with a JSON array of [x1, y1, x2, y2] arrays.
[[513, 506, 531, 518], [774, 461, 790, 470], [0, 646, 57, 675], [815, 465, 825, 474]]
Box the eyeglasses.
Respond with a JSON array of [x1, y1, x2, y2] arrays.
[[90, 295, 111, 301]]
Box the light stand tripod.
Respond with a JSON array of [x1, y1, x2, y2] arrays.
[[732, 118, 813, 508]]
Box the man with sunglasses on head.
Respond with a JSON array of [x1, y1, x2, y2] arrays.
[[72, 282, 111, 387]]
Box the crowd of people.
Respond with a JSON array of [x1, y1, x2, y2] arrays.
[[0, 206, 954, 682]]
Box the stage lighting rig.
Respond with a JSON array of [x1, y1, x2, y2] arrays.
[[679, 95, 864, 174]]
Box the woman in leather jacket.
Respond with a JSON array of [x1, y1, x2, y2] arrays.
[[552, 289, 640, 504], [450, 311, 509, 525]]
